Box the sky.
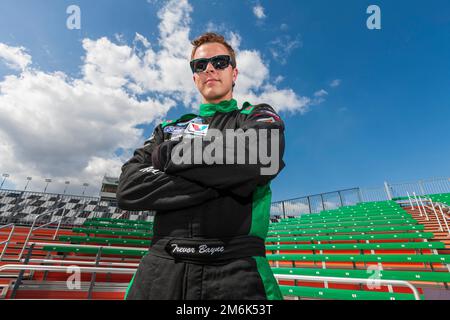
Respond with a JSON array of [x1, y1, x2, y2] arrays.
[[0, 0, 449, 201]]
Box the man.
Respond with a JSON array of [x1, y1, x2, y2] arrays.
[[117, 32, 285, 300]]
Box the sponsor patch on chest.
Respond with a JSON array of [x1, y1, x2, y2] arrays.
[[185, 122, 209, 136], [164, 126, 186, 134]]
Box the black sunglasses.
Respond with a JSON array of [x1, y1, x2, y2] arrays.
[[190, 55, 236, 73]]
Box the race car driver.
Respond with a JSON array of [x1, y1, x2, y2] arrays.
[[117, 32, 285, 300]]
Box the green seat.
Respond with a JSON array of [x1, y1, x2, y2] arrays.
[[59, 235, 151, 246], [272, 267, 450, 283], [276, 214, 411, 225], [279, 285, 422, 300], [267, 253, 450, 264], [42, 245, 147, 257], [72, 227, 152, 238], [269, 219, 417, 231], [281, 210, 405, 221], [89, 217, 153, 225], [83, 221, 152, 231], [265, 241, 445, 251], [266, 232, 434, 243], [268, 224, 424, 236]]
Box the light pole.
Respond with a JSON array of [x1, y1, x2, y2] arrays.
[[82, 183, 89, 196], [0, 173, 9, 190], [43, 178, 52, 193], [63, 181, 70, 195], [24, 177, 32, 191]]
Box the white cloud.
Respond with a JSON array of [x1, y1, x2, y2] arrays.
[[280, 23, 289, 31], [269, 34, 302, 65], [274, 75, 284, 84], [227, 31, 242, 51], [0, 67, 175, 194], [314, 89, 328, 97], [205, 21, 227, 35], [0, 43, 32, 71], [330, 79, 342, 87], [134, 32, 151, 49], [253, 5, 266, 19], [311, 89, 329, 105], [0, 0, 321, 195]]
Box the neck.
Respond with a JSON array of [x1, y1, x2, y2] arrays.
[[201, 93, 233, 105]]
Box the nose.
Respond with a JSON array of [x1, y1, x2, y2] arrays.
[[204, 61, 217, 73]]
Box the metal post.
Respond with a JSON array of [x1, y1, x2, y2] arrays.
[[23, 177, 32, 191], [281, 201, 286, 220], [53, 216, 65, 240], [413, 192, 423, 217], [320, 194, 325, 211], [0, 224, 15, 261], [0, 174, 9, 190], [63, 181, 70, 195], [307, 196, 312, 215], [384, 181, 393, 200], [10, 243, 35, 299], [338, 191, 344, 207], [406, 191, 414, 210], [437, 204, 450, 236], [87, 247, 102, 300], [418, 196, 430, 221], [82, 183, 89, 196], [43, 179, 52, 193], [429, 198, 443, 231]]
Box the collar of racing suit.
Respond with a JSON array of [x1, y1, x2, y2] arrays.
[[199, 98, 238, 117]]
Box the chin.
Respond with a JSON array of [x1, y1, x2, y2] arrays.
[[202, 90, 227, 101]]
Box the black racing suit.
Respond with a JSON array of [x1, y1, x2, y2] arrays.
[[117, 99, 285, 300]]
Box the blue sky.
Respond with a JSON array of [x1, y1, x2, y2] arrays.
[[0, 0, 449, 200]]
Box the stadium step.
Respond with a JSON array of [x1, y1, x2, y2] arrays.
[[267, 253, 450, 264], [266, 232, 434, 243], [268, 224, 424, 236], [272, 267, 450, 284], [265, 241, 446, 252], [280, 285, 423, 300], [58, 235, 151, 247]]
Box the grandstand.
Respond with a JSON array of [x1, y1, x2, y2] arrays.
[[0, 177, 449, 300]]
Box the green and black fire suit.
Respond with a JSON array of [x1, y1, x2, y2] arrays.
[[117, 98, 285, 300]]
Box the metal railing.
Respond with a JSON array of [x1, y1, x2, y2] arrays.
[[0, 265, 421, 300], [16, 207, 71, 261], [389, 177, 450, 198], [24, 259, 139, 268], [271, 188, 361, 218], [405, 193, 450, 236], [29, 242, 145, 252], [359, 186, 390, 202], [0, 223, 15, 260], [274, 274, 421, 300], [0, 264, 135, 275]]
